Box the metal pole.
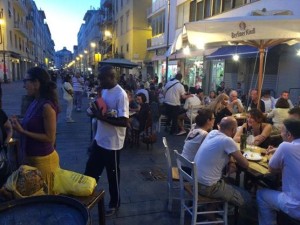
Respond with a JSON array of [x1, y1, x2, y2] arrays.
[[165, 0, 170, 82], [3, 34, 6, 83]]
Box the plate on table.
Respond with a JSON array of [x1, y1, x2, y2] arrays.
[[243, 151, 262, 161]]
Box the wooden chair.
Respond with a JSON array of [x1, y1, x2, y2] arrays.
[[131, 111, 155, 150], [162, 137, 180, 211], [174, 150, 228, 225]]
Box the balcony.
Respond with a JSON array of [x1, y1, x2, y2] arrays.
[[147, 0, 167, 18], [13, 21, 28, 37], [26, 14, 34, 27], [102, 0, 112, 8], [147, 33, 166, 50], [12, 0, 27, 14]]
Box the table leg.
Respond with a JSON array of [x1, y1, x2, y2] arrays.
[[234, 169, 241, 225], [98, 196, 106, 225]]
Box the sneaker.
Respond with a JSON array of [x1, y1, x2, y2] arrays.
[[76, 108, 82, 112], [176, 130, 187, 136], [105, 207, 118, 217], [66, 119, 75, 123]]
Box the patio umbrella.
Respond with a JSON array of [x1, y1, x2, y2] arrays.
[[99, 58, 139, 69], [171, 14, 300, 107]]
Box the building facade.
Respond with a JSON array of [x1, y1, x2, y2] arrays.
[[54, 47, 73, 70], [0, 0, 55, 82], [147, 0, 300, 104]]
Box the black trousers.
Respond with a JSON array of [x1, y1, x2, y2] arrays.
[[84, 141, 121, 208], [164, 103, 181, 134]]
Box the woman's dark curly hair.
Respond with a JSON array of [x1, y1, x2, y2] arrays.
[[248, 108, 265, 123], [136, 92, 147, 103], [27, 67, 59, 109]]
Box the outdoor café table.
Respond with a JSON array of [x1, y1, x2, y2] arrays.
[[233, 113, 247, 126], [233, 145, 271, 225]]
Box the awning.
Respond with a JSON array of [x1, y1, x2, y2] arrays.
[[206, 45, 259, 59]]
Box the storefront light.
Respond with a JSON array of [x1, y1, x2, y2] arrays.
[[297, 49, 300, 56], [233, 54, 239, 61]]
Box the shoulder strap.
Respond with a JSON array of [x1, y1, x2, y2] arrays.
[[165, 82, 180, 95], [63, 85, 73, 96]]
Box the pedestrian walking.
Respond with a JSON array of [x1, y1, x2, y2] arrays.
[[72, 72, 84, 111], [62, 75, 75, 123]]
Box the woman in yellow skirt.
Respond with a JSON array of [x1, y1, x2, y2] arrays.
[[11, 67, 60, 194]]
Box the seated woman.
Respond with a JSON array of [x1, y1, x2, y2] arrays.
[[130, 93, 150, 132], [126, 90, 140, 113], [266, 97, 289, 134], [209, 93, 232, 129], [181, 108, 215, 175], [234, 108, 272, 148]]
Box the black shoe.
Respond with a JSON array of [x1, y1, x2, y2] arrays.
[[105, 207, 118, 217]]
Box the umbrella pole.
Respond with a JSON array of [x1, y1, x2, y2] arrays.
[[257, 47, 265, 110]]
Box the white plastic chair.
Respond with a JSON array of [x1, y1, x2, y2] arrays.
[[174, 150, 228, 225], [162, 137, 180, 211], [158, 115, 168, 132]]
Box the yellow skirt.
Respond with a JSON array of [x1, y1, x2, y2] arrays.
[[26, 150, 60, 195]]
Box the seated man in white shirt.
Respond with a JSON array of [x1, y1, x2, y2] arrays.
[[176, 88, 203, 135], [257, 118, 300, 225], [228, 90, 244, 114], [194, 116, 251, 207]]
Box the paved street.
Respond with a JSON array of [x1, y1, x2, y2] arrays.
[[2, 80, 258, 225]]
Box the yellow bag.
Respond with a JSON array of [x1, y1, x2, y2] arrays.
[[53, 168, 97, 196], [4, 165, 48, 199]]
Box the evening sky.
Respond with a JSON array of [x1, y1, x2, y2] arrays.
[[34, 0, 100, 52]]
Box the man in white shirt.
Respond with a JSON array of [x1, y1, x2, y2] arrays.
[[84, 66, 129, 216], [176, 88, 203, 135], [257, 118, 300, 225], [194, 117, 251, 207], [163, 73, 192, 135]]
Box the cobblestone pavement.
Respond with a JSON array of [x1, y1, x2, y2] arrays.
[[2, 80, 258, 225]]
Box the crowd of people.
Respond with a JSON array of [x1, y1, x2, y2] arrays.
[[0, 67, 299, 224]]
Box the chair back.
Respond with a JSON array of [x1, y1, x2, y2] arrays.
[[162, 137, 172, 182], [174, 150, 198, 197]]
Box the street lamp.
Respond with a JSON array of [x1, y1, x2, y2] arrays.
[[104, 30, 112, 58], [76, 57, 80, 72], [79, 54, 83, 73], [84, 50, 88, 74], [0, 8, 6, 108]]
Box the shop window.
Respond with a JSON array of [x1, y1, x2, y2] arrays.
[[223, 0, 232, 12], [204, 0, 211, 18], [196, 1, 204, 20], [213, 0, 222, 15], [234, 0, 246, 8], [177, 1, 190, 29]]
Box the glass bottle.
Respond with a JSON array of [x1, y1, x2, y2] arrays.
[[240, 127, 247, 151]]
